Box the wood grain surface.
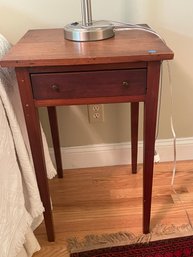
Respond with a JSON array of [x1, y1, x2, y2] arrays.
[[0, 29, 173, 67], [34, 161, 193, 256]]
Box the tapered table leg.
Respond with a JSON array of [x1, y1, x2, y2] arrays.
[[16, 68, 55, 241], [131, 102, 139, 174], [48, 106, 63, 178], [143, 61, 161, 234]]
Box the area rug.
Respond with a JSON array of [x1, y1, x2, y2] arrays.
[[70, 235, 193, 257]]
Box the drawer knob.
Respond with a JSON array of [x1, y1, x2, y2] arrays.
[[51, 84, 59, 91], [122, 81, 129, 88]]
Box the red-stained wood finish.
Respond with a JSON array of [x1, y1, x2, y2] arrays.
[[0, 28, 174, 241], [0, 29, 173, 67], [143, 61, 161, 233], [15, 68, 55, 242], [47, 106, 63, 178], [31, 69, 147, 100], [131, 102, 139, 174]]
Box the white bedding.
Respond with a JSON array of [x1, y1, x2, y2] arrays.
[[0, 34, 57, 257]]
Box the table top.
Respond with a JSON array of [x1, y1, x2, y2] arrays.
[[0, 28, 174, 68]]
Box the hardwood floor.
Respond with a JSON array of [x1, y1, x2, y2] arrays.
[[34, 161, 193, 256]]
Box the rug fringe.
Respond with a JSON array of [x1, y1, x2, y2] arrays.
[[67, 223, 193, 253], [151, 223, 193, 240], [67, 232, 138, 253]]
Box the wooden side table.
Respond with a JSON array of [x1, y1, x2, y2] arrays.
[[0, 28, 174, 241]]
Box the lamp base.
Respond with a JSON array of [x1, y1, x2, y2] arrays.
[[64, 20, 114, 42]]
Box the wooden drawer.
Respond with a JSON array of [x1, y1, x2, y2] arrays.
[[31, 69, 146, 100]]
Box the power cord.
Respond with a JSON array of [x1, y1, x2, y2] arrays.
[[111, 21, 177, 172], [111, 20, 193, 231], [102, 20, 193, 229], [81, 20, 166, 41]]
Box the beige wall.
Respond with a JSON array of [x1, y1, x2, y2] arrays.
[[147, 0, 193, 140], [1, 0, 193, 147]]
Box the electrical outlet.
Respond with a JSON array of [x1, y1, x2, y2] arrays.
[[88, 104, 104, 123]]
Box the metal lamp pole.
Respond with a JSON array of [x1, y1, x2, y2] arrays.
[[81, 0, 93, 26]]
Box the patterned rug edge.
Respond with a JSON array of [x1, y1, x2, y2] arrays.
[[70, 234, 193, 257], [67, 223, 193, 254]]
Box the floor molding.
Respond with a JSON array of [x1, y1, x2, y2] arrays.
[[49, 137, 193, 169]]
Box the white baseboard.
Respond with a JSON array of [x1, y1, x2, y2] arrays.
[[49, 137, 193, 169]]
